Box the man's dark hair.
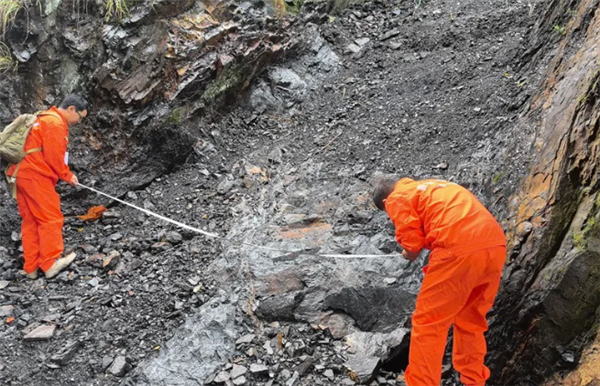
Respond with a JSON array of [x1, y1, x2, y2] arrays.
[[373, 178, 399, 211], [59, 94, 90, 112]]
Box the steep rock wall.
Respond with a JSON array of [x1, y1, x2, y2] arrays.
[[489, 1, 600, 384]]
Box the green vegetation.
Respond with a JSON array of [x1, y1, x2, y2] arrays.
[[104, 0, 132, 21], [553, 24, 567, 36], [1, 0, 132, 29], [573, 230, 586, 251], [285, 0, 304, 14], [492, 171, 505, 184], [270, 0, 305, 16], [167, 107, 183, 124], [573, 193, 600, 251], [0, 40, 12, 72], [104, 0, 154, 21], [0, 0, 21, 37], [201, 66, 242, 104]]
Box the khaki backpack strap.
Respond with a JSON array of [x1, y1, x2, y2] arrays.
[[26, 147, 42, 154], [4, 164, 10, 186], [9, 162, 20, 199], [37, 111, 63, 121], [5, 148, 42, 199], [4, 163, 17, 199]]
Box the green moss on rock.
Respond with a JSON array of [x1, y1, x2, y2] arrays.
[[573, 192, 600, 251], [201, 66, 243, 104], [167, 107, 183, 124]]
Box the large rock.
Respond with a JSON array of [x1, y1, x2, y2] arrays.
[[344, 355, 380, 384], [131, 297, 237, 385], [23, 325, 56, 341], [210, 160, 423, 372], [50, 341, 82, 366], [248, 30, 339, 114], [250, 68, 308, 112], [324, 286, 415, 333], [345, 327, 410, 360], [108, 356, 129, 377], [256, 291, 304, 322]]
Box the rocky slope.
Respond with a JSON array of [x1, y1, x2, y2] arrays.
[[1, 0, 598, 385]]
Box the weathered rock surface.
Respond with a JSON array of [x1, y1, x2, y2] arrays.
[[488, 1, 600, 385], [133, 298, 236, 385], [23, 325, 56, 341], [344, 355, 381, 384], [49, 341, 82, 366], [107, 355, 129, 377]]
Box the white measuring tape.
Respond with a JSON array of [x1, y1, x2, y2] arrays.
[[78, 183, 219, 238], [77, 183, 404, 259]]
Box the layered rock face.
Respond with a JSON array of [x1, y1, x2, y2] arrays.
[[488, 1, 600, 385]]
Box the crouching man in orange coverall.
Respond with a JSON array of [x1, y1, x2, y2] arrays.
[[6, 94, 89, 280], [373, 178, 506, 386]]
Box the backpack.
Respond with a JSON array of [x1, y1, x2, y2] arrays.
[[1, 111, 59, 198], [0, 114, 40, 164]]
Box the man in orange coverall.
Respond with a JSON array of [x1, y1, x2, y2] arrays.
[[6, 94, 89, 280], [373, 178, 506, 386]]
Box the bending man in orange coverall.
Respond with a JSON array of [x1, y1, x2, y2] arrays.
[[373, 178, 506, 386], [6, 94, 89, 280]]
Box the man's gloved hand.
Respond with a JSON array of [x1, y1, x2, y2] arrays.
[[68, 175, 79, 186], [402, 249, 420, 262]]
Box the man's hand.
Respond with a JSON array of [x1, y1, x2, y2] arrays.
[[402, 249, 420, 262], [68, 175, 79, 186]]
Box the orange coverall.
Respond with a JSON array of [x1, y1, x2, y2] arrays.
[[385, 178, 506, 386], [6, 107, 74, 274]]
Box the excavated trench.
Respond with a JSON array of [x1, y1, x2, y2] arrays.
[[1, 0, 600, 385]]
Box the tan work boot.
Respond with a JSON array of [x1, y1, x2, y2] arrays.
[[26, 270, 39, 280], [45, 252, 77, 279]]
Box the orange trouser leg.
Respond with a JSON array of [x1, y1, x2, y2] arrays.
[[452, 247, 505, 386], [404, 246, 505, 386], [16, 186, 41, 274], [16, 177, 64, 272]]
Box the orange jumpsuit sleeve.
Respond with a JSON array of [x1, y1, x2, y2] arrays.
[[41, 117, 74, 183], [387, 197, 425, 253]]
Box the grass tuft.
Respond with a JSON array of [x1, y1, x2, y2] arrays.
[[0, 40, 13, 73], [0, 0, 21, 37], [553, 24, 567, 36], [104, 0, 130, 22]]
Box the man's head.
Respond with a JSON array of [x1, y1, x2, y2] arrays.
[[372, 178, 399, 211], [58, 94, 90, 126]]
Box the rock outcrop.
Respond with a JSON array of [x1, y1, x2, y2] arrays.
[[489, 1, 600, 385]]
